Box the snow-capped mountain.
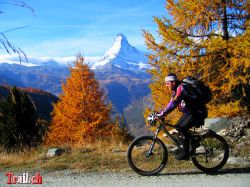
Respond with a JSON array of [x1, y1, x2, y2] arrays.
[[86, 33, 149, 70], [0, 33, 149, 71]]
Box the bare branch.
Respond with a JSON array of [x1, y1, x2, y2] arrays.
[[0, 0, 34, 64], [0, 32, 27, 64], [2, 25, 31, 34], [12, 0, 35, 16]]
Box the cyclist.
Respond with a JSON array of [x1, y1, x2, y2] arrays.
[[156, 73, 207, 160]]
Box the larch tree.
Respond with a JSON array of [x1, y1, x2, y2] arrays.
[[46, 56, 114, 145], [144, 0, 249, 117]]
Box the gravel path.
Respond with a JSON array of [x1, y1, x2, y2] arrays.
[[1, 170, 250, 187]]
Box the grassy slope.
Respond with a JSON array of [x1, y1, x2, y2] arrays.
[[1, 139, 249, 173]]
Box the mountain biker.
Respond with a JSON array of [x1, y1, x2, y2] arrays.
[[156, 73, 208, 160]]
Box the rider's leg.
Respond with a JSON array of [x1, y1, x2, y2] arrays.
[[175, 114, 193, 160], [175, 130, 190, 160]]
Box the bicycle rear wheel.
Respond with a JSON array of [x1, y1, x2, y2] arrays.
[[127, 136, 168, 176], [191, 132, 229, 173]]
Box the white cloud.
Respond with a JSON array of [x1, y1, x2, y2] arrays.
[[0, 54, 75, 66]]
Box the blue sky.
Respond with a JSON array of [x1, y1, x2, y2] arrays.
[[0, 0, 167, 57]]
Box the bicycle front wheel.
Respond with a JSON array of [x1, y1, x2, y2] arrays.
[[127, 136, 168, 176], [191, 132, 229, 173]]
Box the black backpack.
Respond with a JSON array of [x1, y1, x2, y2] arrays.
[[182, 76, 212, 104]]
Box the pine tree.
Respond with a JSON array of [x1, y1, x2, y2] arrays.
[[46, 56, 115, 145], [144, 0, 249, 116], [0, 86, 39, 151]]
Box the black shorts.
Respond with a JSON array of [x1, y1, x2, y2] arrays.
[[175, 112, 206, 131]]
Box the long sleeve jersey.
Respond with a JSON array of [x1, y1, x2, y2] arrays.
[[162, 83, 200, 116]]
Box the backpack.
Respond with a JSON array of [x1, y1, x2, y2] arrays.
[[182, 76, 212, 104]]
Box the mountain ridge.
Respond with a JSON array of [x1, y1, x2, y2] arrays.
[[1, 33, 149, 71]]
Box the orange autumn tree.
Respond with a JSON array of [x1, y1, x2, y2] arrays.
[[46, 56, 114, 145], [144, 0, 249, 118]]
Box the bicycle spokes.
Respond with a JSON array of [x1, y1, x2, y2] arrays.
[[127, 136, 168, 175], [191, 133, 229, 172]]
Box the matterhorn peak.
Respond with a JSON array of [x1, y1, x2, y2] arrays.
[[116, 33, 129, 45], [104, 33, 130, 58], [86, 33, 149, 70]]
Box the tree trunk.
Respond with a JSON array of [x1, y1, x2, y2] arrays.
[[222, 0, 230, 40]]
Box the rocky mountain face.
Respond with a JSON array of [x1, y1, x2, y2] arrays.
[[86, 33, 149, 70]]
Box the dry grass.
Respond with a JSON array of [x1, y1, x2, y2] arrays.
[[0, 142, 130, 172], [0, 141, 192, 173], [0, 140, 248, 173]]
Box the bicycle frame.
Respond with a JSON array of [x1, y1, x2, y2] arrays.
[[150, 118, 183, 153], [151, 118, 219, 158]]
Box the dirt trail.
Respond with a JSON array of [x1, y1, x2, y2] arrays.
[[1, 169, 249, 187]]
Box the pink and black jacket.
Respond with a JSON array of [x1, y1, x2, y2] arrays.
[[162, 83, 207, 116]]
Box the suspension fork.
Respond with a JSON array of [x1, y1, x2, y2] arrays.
[[147, 126, 161, 156]]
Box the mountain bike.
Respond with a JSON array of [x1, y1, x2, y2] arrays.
[[127, 113, 229, 176]]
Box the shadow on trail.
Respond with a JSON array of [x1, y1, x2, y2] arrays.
[[208, 166, 250, 175], [158, 166, 250, 176]]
